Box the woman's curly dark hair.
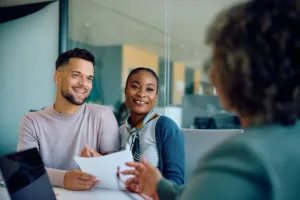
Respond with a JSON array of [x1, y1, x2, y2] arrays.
[[207, 0, 300, 125]]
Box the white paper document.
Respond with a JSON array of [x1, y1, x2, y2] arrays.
[[74, 150, 134, 190]]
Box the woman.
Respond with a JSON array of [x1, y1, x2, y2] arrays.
[[122, 0, 300, 199], [119, 67, 185, 185], [80, 67, 185, 185]]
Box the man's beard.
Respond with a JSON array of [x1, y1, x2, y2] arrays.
[[61, 89, 88, 106]]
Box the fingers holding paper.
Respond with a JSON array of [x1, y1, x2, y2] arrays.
[[80, 145, 91, 157], [64, 169, 99, 191], [75, 150, 135, 190], [80, 144, 101, 157]]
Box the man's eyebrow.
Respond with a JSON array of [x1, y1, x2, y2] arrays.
[[71, 70, 81, 74], [71, 71, 94, 78]]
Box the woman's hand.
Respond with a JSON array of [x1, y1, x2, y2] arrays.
[[122, 156, 162, 197], [80, 144, 101, 157]]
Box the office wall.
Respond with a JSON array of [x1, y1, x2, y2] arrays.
[[68, 41, 123, 107], [122, 45, 159, 88], [185, 67, 194, 94], [0, 1, 58, 155], [94, 46, 122, 107], [172, 62, 185, 105], [194, 69, 201, 94], [158, 58, 173, 107]]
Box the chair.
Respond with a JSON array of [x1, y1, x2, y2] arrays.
[[194, 117, 217, 129]]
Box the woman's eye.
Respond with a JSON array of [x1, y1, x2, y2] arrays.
[[131, 85, 138, 89], [147, 88, 154, 92]]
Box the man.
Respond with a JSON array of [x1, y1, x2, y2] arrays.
[[17, 48, 120, 191]]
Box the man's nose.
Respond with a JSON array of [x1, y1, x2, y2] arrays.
[[77, 77, 84, 85], [78, 77, 89, 86]]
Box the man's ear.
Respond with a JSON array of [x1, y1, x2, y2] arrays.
[[54, 70, 61, 85]]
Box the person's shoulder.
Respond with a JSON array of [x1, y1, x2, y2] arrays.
[[194, 132, 264, 178], [199, 124, 292, 167], [242, 124, 300, 158], [119, 123, 126, 131], [156, 115, 180, 130], [232, 124, 295, 149], [22, 106, 52, 122], [155, 115, 183, 140], [119, 124, 128, 136], [85, 103, 114, 116], [209, 128, 259, 154]]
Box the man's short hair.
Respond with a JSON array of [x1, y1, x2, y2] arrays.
[[55, 48, 95, 70]]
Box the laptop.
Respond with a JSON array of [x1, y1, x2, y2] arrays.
[[0, 148, 56, 200]]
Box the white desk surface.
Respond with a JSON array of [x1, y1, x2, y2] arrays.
[[0, 186, 143, 200]]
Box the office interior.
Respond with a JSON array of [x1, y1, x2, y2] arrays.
[[0, 0, 241, 160]]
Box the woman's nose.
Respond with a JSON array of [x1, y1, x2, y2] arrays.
[[137, 89, 146, 97]]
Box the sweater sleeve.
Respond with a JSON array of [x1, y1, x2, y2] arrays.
[[18, 114, 67, 188], [17, 115, 39, 152], [156, 116, 185, 185], [97, 107, 120, 154], [45, 168, 67, 188]]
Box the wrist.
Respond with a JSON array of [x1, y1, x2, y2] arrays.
[[155, 175, 163, 187], [63, 171, 70, 188], [151, 192, 159, 200]]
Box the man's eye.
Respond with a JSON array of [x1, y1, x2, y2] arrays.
[[72, 74, 79, 78]]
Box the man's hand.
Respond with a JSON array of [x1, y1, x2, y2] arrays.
[[64, 169, 99, 191], [80, 144, 101, 157]]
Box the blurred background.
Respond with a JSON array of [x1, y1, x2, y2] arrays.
[[0, 0, 241, 155]]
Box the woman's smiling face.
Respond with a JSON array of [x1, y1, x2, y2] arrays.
[[125, 70, 158, 116]]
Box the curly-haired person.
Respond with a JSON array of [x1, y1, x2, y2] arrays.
[[121, 0, 300, 200]]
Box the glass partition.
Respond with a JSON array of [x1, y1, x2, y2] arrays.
[[68, 0, 171, 124], [68, 0, 241, 129], [168, 0, 241, 129]]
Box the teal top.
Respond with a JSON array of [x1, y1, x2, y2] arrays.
[[157, 121, 300, 200], [120, 115, 185, 185]]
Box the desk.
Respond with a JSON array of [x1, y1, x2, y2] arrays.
[[0, 187, 143, 200]]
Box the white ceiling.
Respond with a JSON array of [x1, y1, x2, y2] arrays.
[[69, 0, 241, 69], [1, 0, 241, 69]]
